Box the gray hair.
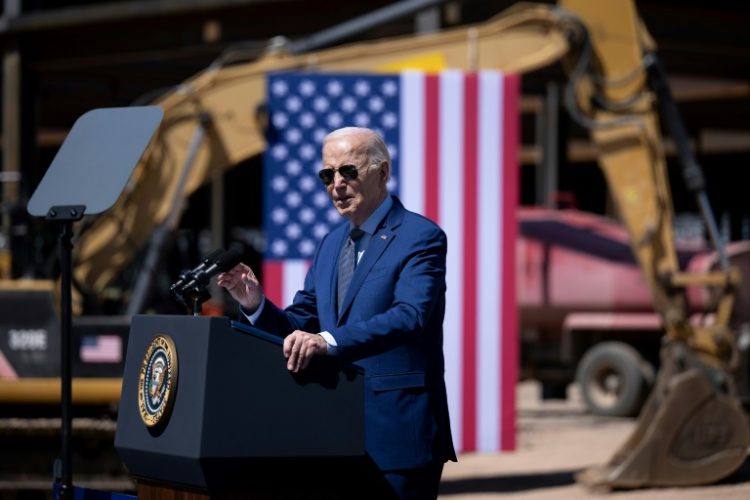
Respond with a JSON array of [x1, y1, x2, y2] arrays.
[[324, 127, 391, 167]]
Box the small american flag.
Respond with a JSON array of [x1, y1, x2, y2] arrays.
[[79, 335, 122, 363], [263, 70, 519, 453]]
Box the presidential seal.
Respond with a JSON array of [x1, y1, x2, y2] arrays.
[[138, 335, 178, 427]]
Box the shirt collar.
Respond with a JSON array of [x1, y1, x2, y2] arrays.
[[355, 195, 392, 235]]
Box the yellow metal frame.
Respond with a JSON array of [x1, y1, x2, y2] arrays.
[[0, 378, 122, 405]]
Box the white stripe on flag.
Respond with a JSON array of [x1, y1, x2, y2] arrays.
[[477, 71, 502, 451], [283, 260, 308, 308], [439, 70, 464, 453], [400, 71, 425, 214]]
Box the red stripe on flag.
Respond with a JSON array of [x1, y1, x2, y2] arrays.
[[262, 261, 285, 307], [501, 74, 520, 451], [424, 75, 440, 223], [462, 73, 478, 451]]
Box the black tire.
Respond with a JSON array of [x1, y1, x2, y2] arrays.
[[576, 341, 653, 417]]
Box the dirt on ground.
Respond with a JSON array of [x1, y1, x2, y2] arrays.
[[438, 381, 750, 499]]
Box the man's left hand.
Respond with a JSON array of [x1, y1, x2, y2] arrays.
[[283, 331, 327, 372]]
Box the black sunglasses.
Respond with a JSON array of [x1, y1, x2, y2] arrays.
[[318, 164, 363, 186]]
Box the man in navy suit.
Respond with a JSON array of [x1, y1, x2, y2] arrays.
[[218, 127, 456, 499]]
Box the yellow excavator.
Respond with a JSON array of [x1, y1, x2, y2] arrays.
[[6, 0, 750, 489]]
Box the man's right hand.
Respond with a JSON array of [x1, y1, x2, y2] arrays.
[[216, 263, 263, 313]]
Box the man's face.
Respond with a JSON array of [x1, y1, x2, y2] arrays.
[[321, 134, 388, 226]]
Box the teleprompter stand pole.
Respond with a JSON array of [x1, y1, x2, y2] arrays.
[[48, 205, 85, 500]]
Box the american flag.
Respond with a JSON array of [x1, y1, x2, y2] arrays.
[[79, 334, 122, 363], [263, 70, 519, 453]]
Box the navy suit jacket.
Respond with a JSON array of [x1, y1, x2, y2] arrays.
[[252, 196, 456, 471]]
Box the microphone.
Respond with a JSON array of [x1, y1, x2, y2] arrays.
[[170, 248, 224, 293], [176, 247, 243, 295]]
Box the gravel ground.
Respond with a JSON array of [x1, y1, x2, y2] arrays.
[[438, 381, 750, 499]]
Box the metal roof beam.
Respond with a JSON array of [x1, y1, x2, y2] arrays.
[[0, 0, 284, 35]]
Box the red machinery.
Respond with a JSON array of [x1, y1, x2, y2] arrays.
[[518, 206, 750, 417]]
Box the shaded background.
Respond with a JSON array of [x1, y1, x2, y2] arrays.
[[1, 0, 749, 496]]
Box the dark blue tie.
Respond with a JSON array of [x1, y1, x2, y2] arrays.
[[337, 227, 365, 313]]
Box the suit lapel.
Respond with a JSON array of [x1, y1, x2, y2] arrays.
[[337, 199, 405, 323]]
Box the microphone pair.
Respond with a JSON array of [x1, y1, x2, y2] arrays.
[[170, 246, 243, 298]]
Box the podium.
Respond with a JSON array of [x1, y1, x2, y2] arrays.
[[115, 315, 371, 499]]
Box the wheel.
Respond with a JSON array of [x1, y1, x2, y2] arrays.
[[576, 341, 654, 417]]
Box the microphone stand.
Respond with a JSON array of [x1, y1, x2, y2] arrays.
[[190, 288, 212, 316], [172, 285, 211, 316]]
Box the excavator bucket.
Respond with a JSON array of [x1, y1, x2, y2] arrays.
[[577, 341, 749, 489]]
